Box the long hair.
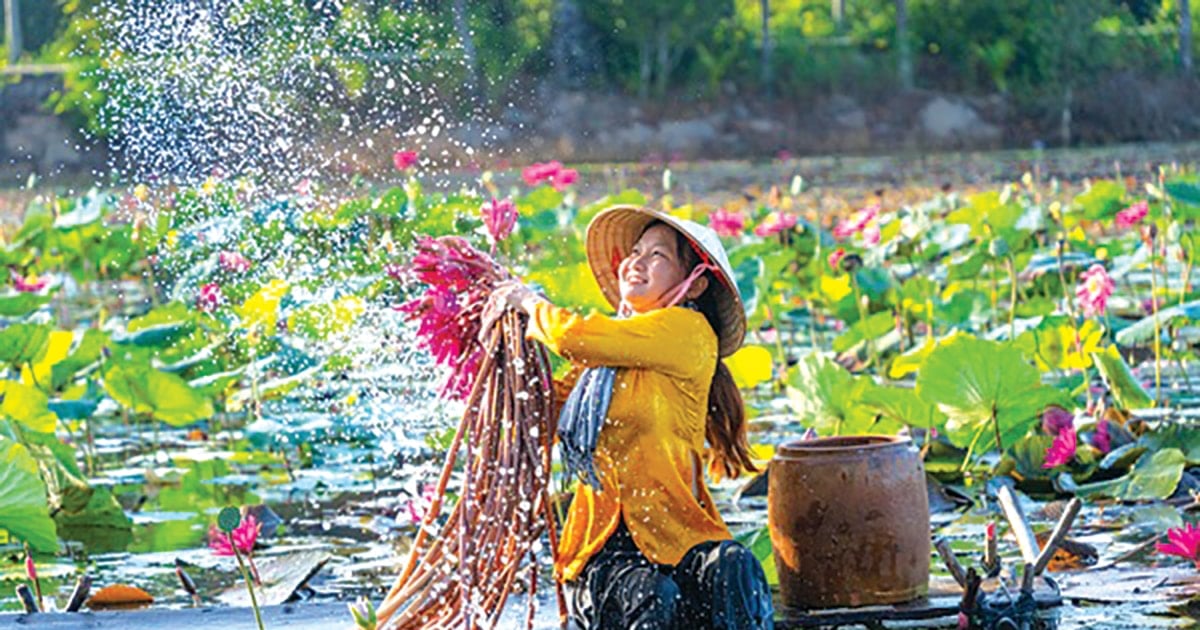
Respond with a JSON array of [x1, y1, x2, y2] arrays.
[[648, 221, 758, 480]]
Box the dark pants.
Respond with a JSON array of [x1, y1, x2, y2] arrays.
[[565, 521, 775, 630]]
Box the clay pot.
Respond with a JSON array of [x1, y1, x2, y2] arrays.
[[768, 435, 930, 609]]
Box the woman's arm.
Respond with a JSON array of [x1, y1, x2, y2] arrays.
[[508, 289, 714, 379]]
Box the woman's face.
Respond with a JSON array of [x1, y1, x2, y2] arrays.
[[618, 224, 700, 313]]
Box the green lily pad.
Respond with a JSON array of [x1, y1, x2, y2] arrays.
[[1056, 448, 1185, 500], [1115, 300, 1200, 346], [1, 380, 58, 433], [0, 323, 51, 367], [786, 353, 875, 436], [832, 311, 895, 353], [0, 437, 58, 552], [102, 362, 214, 426], [857, 385, 946, 430], [0, 293, 52, 317], [915, 335, 1067, 456], [1091, 346, 1155, 410]]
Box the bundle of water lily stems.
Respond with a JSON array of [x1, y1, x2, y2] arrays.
[[377, 236, 565, 629]]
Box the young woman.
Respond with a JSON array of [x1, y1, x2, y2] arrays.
[[490, 204, 775, 629]]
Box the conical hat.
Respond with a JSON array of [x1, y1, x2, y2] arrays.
[[585, 205, 746, 357]]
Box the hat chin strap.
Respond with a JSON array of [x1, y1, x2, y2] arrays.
[[617, 262, 719, 317]]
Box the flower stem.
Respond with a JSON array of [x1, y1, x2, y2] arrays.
[[230, 536, 265, 630], [850, 275, 879, 370], [1005, 256, 1018, 341], [1150, 232, 1163, 405]]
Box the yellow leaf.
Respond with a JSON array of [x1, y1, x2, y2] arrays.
[[889, 338, 936, 379], [820, 274, 852, 302], [237, 279, 290, 332], [724, 345, 774, 389], [668, 204, 694, 221], [748, 442, 776, 462], [21, 331, 74, 389]]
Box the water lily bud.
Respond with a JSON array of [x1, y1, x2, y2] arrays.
[[987, 237, 1009, 259], [839, 253, 863, 273], [1147, 222, 1158, 240]]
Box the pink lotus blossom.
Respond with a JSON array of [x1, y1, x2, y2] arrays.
[[293, 178, 313, 197], [828, 248, 846, 271], [522, 161, 563, 187], [197, 283, 223, 312], [1157, 522, 1200, 569], [208, 513, 260, 557], [1042, 425, 1077, 469], [10, 269, 47, 293], [753, 211, 798, 238], [481, 198, 518, 244], [399, 484, 438, 526], [1042, 406, 1074, 436], [708, 208, 747, 238], [1076, 264, 1115, 317], [833, 203, 881, 243], [1114, 200, 1148, 230], [25, 551, 36, 582], [218, 251, 251, 274], [551, 167, 578, 191], [393, 150, 419, 171]]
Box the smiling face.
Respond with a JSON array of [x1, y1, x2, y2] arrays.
[[617, 223, 707, 313]]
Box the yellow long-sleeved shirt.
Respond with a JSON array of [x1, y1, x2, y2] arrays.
[[525, 300, 732, 582]]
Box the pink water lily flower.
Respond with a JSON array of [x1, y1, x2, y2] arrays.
[[754, 211, 798, 238], [833, 203, 882, 245], [393, 150, 419, 171], [1114, 200, 1148, 230], [522, 161, 563, 187], [551, 167, 578, 191], [197, 283, 223, 312], [708, 208, 747, 238], [10, 269, 48, 293], [1042, 425, 1077, 469], [219, 251, 251, 274], [399, 484, 438, 526], [208, 513, 260, 557], [1076, 264, 1115, 317], [828, 248, 846, 271], [1042, 406, 1074, 436], [481, 198, 518, 244], [1157, 522, 1200, 569]]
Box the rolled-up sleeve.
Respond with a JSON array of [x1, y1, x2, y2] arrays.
[[525, 301, 714, 380]]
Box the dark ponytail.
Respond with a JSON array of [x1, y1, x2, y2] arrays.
[[651, 220, 758, 480]]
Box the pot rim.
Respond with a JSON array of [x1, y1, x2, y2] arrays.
[[776, 434, 913, 457]]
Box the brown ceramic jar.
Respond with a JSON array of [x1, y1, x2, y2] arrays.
[[768, 435, 930, 609]]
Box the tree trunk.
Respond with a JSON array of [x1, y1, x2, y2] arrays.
[[895, 0, 912, 89], [760, 0, 772, 93], [1182, 0, 1193, 74], [638, 39, 651, 99], [832, 0, 845, 28], [655, 24, 670, 97], [451, 0, 483, 100], [5, 0, 21, 65]]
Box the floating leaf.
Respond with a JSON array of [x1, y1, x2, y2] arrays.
[[724, 345, 774, 389], [1115, 300, 1200, 346], [1057, 448, 1185, 500], [1, 380, 57, 433], [102, 362, 214, 426], [0, 323, 51, 367], [20, 331, 73, 390], [0, 437, 58, 552], [785, 353, 875, 435], [1091, 346, 1154, 410], [832, 311, 894, 353], [915, 335, 1067, 454], [0, 293, 52, 317], [1073, 180, 1126, 220], [858, 385, 946, 430], [1015, 317, 1103, 372]]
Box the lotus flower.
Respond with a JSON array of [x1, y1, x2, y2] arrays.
[[399, 484, 438, 526], [208, 513, 260, 557], [1042, 406, 1074, 436], [1075, 264, 1114, 317], [1042, 425, 1077, 469], [753, 211, 798, 238], [1156, 522, 1200, 569], [1114, 200, 1148, 230], [833, 203, 882, 245], [218, 251, 251, 274], [551, 167, 579, 192], [708, 208, 747, 238], [828, 248, 846, 271], [10, 269, 47, 293], [481, 198, 518, 243], [522, 161, 563, 187], [393, 150, 419, 171], [197, 283, 223, 312]]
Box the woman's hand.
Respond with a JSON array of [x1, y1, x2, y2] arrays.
[[479, 281, 539, 341]]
